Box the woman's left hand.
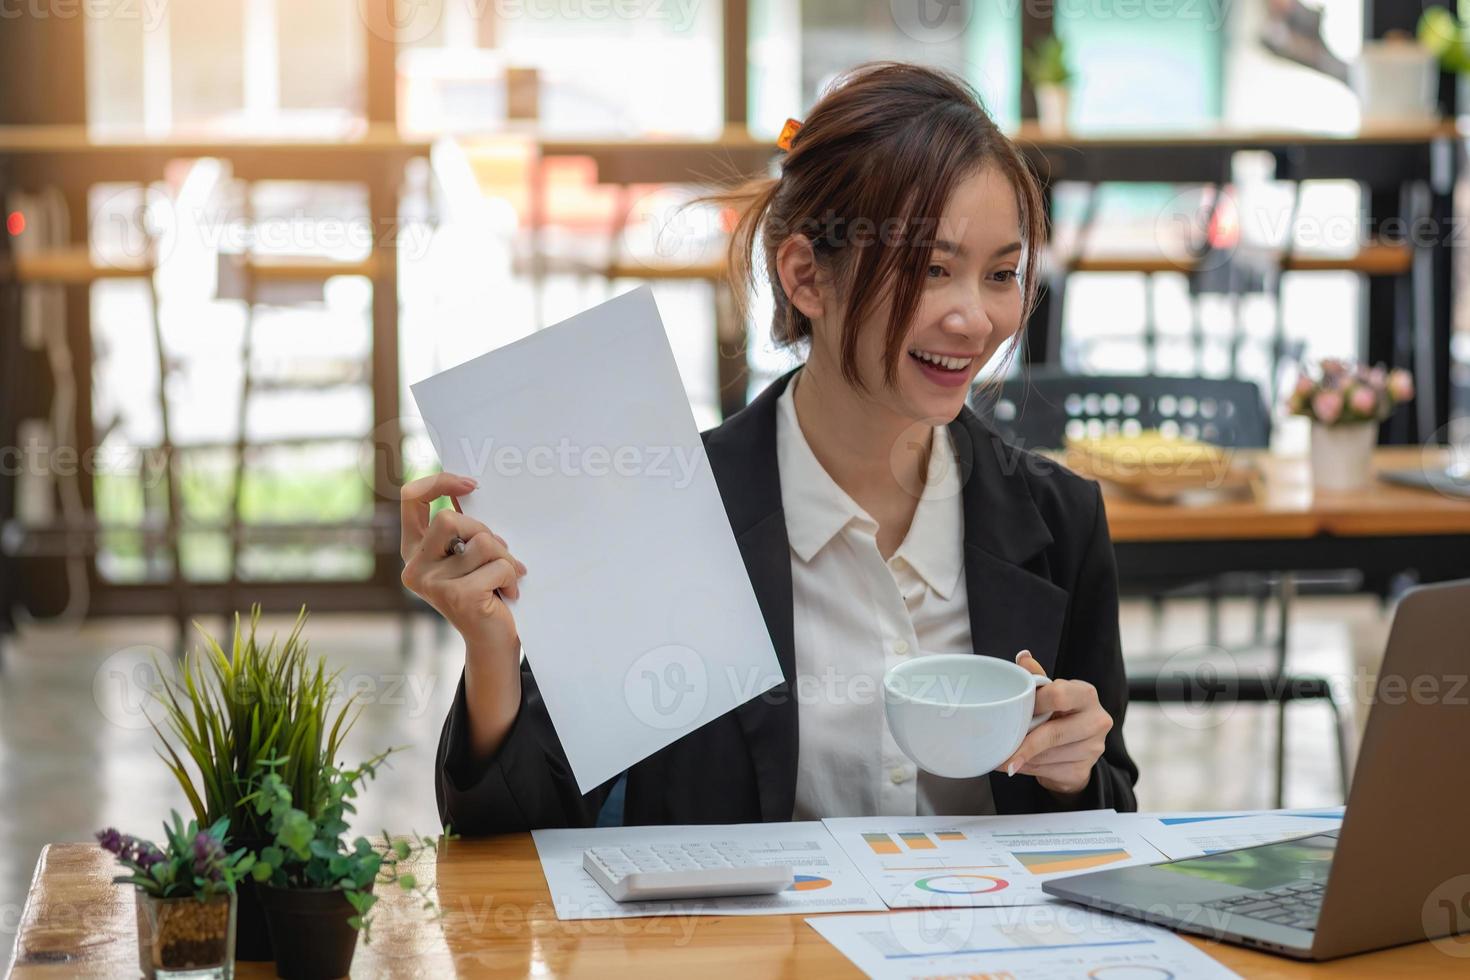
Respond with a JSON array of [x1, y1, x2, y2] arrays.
[[996, 651, 1114, 798]]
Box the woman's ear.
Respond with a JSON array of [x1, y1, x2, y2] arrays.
[[775, 234, 824, 321]]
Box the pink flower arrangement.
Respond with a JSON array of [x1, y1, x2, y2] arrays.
[[1288, 359, 1414, 427]]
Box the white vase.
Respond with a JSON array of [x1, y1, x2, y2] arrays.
[[1036, 84, 1070, 135], [1351, 40, 1439, 124], [1310, 422, 1377, 492]]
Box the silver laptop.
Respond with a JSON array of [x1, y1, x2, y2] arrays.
[[1043, 579, 1470, 960]]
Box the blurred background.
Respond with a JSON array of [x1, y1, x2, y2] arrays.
[[3, 0, 1470, 970]]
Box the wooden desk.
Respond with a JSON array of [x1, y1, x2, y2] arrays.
[[10, 836, 1465, 978], [1099, 448, 1470, 586]]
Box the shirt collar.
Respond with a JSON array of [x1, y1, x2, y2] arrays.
[[775, 374, 965, 600], [776, 376, 872, 561]]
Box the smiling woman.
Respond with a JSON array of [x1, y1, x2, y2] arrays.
[[411, 61, 1138, 834]]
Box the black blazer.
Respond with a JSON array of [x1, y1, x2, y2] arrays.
[[435, 368, 1138, 833]]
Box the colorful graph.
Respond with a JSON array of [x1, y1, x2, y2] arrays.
[[789, 874, 832, 891], [914, 874, 1009, 895], [862, 832, 900, 855], [935, 830, 966, 841], [899, 832, 936, 850], [1014, 848, 1132, 875]]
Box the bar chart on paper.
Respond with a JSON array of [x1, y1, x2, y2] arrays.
[[825, 812, 1170, 908]]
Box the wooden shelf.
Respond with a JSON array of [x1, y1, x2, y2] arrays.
[[602, 259, 725, 281], [238, 254, 380, 281], [2, 247, 154, 284], [1059, 240, 1413, 277]]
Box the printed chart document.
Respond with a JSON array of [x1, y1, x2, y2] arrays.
[[411, 287, 781, 792], [823, 811, 1170, 908], [1124, 806, 1346, 860], [807, 905, 1240, 979], [531, 822, 887, 919]]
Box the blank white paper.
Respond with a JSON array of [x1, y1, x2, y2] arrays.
[[410, 287, 782, 792]]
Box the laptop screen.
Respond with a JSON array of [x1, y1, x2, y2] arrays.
[[1156, 834, 1337, 892]]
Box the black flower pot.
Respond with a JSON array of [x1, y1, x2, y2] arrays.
[[256, 882, 372, 980], [228, 835, 274, 961]]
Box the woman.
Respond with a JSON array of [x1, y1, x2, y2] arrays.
[[402, 63, 1138, 833]]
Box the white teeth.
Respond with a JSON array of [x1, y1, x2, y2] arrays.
[[909, 348, 972, 371]]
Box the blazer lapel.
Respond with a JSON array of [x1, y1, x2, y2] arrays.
[[947, 408, 1069, 677], [703, 370, 800, 823]]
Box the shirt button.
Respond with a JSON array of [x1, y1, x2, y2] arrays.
[[889, 767, 910, 784], [892, 640, 910, 655]]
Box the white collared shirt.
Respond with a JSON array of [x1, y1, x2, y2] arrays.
[[777, 376, 996, 820]]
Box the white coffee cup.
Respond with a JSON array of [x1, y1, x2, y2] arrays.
[[883, 654, 1053, 779]]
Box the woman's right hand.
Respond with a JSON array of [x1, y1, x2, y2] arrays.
[[400, 472, 528, 760]]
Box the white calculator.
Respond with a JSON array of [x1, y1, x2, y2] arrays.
[[582, 842, 793, 902]]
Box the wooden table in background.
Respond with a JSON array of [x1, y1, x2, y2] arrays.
[[1100, 448, 1470, 586], [9, 837, 1466, 978]]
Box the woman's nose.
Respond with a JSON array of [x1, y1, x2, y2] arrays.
[[941, 303, 992, 343]]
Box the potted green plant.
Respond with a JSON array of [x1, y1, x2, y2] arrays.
[[1024, 35, 1074, 135], [245, 751, 443, 980], [150, 607, 358, 961], [97, 812, 254, 979], [1288, 359, 1414, 491]]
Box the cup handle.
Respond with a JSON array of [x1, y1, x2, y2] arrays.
[[1026, 674, 1054, 731]]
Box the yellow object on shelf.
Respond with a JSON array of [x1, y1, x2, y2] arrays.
[[1064, 431, 1253, 502]]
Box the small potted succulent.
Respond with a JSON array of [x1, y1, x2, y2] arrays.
[[97, 812, 254, 979], [1288, 358, 1414, 491], [245, 751, 443, 980], [1024, 35, 1074, 135], [150, 607, 357, 960]]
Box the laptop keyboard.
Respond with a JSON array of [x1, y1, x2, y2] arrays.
[[1203, 880, 1325, 931]]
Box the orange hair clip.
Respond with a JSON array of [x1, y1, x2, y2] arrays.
[[776, 117, 803, 151]]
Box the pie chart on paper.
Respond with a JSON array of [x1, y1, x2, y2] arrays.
[[914, 874, 1009, 895], [789, 874, 833, 891]]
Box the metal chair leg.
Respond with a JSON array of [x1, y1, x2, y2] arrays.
[[1325, 683, 1354, 798], [1274, 698, 1288, 809], [1272, 572, 1296, 809], [1206, 581, 1222, 648]]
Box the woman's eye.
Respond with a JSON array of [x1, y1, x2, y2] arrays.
[[927, 264, 948, 279], [991, 269, 1018, 283]]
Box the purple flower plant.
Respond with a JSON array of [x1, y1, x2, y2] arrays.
[[96, 813, 251, 899]]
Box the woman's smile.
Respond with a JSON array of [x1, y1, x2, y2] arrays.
[[907, 345, 980, 388]]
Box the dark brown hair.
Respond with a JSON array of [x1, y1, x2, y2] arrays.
[[711, 62, 1047, 391]]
